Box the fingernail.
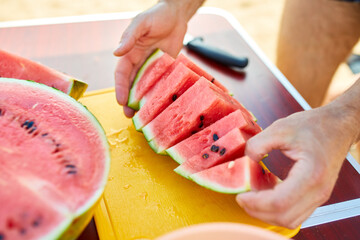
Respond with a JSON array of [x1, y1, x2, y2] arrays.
[[114, 42, 124, 54], [236, 195, 244, 207]]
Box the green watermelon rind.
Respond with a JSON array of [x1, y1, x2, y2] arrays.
[[0, 78, 111, 240], [68, 78, 88, 100], [132, 114, 144, 132], [173, 165, 192, 180], [127, 49, 164, 110], [190, 173, 251, 194], [165, 147, 185, 164], [148, 140, 167, 155], [142, 124, 155, 142]]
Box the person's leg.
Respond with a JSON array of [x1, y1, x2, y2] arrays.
[[276, 0, 360, 107]]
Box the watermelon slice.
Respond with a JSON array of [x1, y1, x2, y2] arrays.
[[0, 78, 110, 240], [127, 49, 174, 110], [132, 63, 200, 131], [139, 53, 230, 108], [142, 78, 242, 154], [0, 49, 87, 100], [190, 156, 279, 194], [166, 109, 261, 164], [174, 128, 251, 179]]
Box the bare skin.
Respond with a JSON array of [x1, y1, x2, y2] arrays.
[[113, 0, 360, 229], [277, 0, 360, 108]]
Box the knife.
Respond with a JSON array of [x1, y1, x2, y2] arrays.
[[183, 34, 249, 69]]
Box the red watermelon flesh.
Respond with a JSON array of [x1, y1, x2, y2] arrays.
[[133, 63, 200, 131], [175, 53, 230, 94], [166, 109, 260, 164], [142, 78, 242, 154], [139, 53, 229, 107], [0, 49, 87, 100], [0, 168, 70, 240], [127, 50, 174, 110], [0, 78, 110, 239], [174, 128, 251, 179], [190, 156, 279, 194]]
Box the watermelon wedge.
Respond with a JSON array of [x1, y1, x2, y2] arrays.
[[0, 78, 110, 240], [0, 49, 87, 100], [190, 156, 279, 194], [174, 128, 251, 179], [132, 63, 200, 131], [127, 49, 174, 110], [166, 109, 261, 164], [142, 78, 242, 154], [130, 50, 229, 110]]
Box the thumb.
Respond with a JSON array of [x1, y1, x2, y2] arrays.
[[113, 16, 150, 56], [245, 123, 288, 162]]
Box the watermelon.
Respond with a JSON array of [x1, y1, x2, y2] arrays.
[[174, 128, 251, 179], [166, 110, 261, 164], [142, 78, 242, 154], [127, 49, 174, 110], [139, 53, 230, 108], [0, 78, 110, 240], [190, 156, 279, 194], [132, 63, 200, 131], [0, 49, 87, 100]]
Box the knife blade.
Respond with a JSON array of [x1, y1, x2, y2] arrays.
[[183, 34, 249, 69]]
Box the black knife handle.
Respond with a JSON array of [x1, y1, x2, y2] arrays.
[[186, 38, 248, 68]]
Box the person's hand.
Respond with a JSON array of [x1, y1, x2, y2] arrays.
[[113, 1, 189, 117], [237, 103, 358, 229]]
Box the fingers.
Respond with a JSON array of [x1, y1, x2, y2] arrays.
[[114, 57, 133, 106], [113, 15, 150, 57], [245, 121, 290, 162], [236, 158, 327, 228]]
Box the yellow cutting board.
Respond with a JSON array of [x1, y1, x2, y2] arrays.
[[79, 88, 300, 240]]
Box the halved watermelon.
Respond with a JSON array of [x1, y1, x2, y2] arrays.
[[174, 128, 251, 179], [0, 78, 110, 240], [166, 110, 261, 164], [190, 156, 279, 194], [127, 49, 174, 110], [132, 63, 200, 131], [142, 78, 242, 154], [0, 49, 87, 100]]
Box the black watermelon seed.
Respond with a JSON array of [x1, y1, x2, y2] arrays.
[[41, 133, 49, 137], [21, 120, 29, 127], [213, 134, 219, 141], [0, 109, 2, 116], [199, 115, 204, 121], [0, 233, 4, 240], [172, 94, 177, 101], [202, 153, 209, 159], [19, 228, 26, 235], [219, 148, 226, 156], [198, 122, 204, 128], [67, 170, 77, 175], [22, 120, 34, 129], [65, 164, 76, 169], [210, 145, 219, 152], [32, 217, 42, 227], [191, 130, 197, 135], [29, 126, 37, 134], [261, 168, 265, 174], [211, 78, 215, 83], [251, 121, 255, 126]]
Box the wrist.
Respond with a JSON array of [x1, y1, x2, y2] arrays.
[[160, 0, 205, 22], [327, 78, 360, 144]]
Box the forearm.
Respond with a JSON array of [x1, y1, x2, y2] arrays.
[[160, 0, 205, 22], [327, 77, 360, 144]]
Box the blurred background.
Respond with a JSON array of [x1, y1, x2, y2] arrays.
[[1, 0, 359, 160]]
